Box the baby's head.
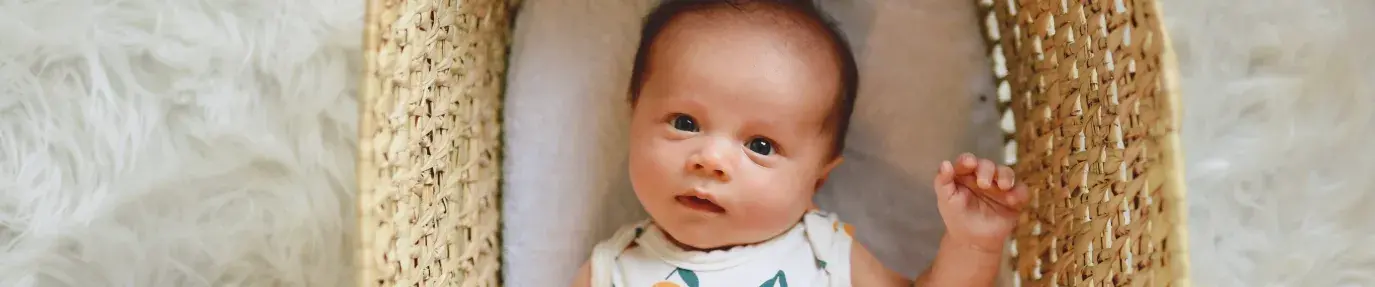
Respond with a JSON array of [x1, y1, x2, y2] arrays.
[[625, 0, 858, 250]]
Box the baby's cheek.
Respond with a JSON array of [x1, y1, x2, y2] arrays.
[[732, 180, 811, 230], [628, 141, 681, 201]]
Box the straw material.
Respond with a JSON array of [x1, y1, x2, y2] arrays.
[[982, 0, 1190, 286], [355, 0, 1190, 285], [357, 0, 516, 286]]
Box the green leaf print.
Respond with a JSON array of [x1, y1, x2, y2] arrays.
[[669, 267, 699, 287], [758, 270, 788, 287]]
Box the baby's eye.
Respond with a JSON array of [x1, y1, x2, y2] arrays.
[[746, 137, 775, 156], [670, 114, 699, 132]]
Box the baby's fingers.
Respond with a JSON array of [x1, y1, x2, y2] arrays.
[[954, 153, 979, 176], [935, 161, 955, 185], [1002, 183, 1030, 211], [933, 161, 956, 200], [976, 159, 996, 189], [956, 174, 1027, 211], [996, 166, 1016, 190]]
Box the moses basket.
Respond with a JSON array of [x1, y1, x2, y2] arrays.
[[356, 0, 1190, 286]]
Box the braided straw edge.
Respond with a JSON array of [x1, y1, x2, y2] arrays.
[[1151, 0, 1191, 285], [357, 0, 383, 282], [358, 0, 520, 285]]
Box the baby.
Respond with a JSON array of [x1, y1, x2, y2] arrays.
[[573, 0, 1029, 286]]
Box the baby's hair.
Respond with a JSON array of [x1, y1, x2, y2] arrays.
[[627, 0, 860, 159]]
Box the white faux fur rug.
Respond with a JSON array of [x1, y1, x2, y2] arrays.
[[0, 0, 363, 285], [1, 0, 1372, 286], [1163, 0, 1375, 285]]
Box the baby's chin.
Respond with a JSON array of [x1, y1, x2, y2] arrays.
[[657, 222, 779, 251]]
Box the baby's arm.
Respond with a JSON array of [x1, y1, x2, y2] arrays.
[[850, 241, 912, 286], [571, 259, 592, 287], [851, 237, 1001, 287], [910, 236, 1003, 286], [854, 153, 1026, 287]]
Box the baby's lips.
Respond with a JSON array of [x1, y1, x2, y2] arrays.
[[674, 193, 726, 214], [682, 187, 720, 203]]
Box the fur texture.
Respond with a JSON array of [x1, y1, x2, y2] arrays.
[[1, 0, 1372, 286], [1164, 0, 1375, 285], [0, 0, 362, 285]]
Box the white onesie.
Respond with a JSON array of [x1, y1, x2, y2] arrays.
[[589, 210, 856, 287]]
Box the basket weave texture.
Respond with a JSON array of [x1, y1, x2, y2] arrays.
[[357, 0, 1188, 286], [357, 0, 516, 286], [983, 0, 1190, 286]]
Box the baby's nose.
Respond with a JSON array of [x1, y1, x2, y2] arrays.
[[692, 162, 728, 180], [688, 149, 732, 182]]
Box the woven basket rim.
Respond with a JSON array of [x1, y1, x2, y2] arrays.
[[1152, 0, 1192, 285], [356, 0, 384, 284]]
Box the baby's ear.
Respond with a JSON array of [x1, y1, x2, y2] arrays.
[[814, 156, 844, 189]]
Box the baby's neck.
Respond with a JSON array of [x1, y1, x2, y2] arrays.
[[658, 211, 813, 252], [662, 231, 758, 253]]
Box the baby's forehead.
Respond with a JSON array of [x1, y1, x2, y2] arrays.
[[646, 4, 845, 86], [653, 3, 835, 50], [642, 3, 845, 118]]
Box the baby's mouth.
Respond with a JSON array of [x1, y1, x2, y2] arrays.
[[675, 195, 726, 214]]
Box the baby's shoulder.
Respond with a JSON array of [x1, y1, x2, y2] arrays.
[[804, 209, 856, 238], [805, 210, 912, 286], [594, 219, 653, 251], [583, 219, 653, 287]]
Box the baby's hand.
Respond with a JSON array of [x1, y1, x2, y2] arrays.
[[933, 153, 1029, 254]]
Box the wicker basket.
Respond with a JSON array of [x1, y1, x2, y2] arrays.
[[356, 0, 1188, 286], [356, 0, 516, 285], [984, 0, 1190, 286]]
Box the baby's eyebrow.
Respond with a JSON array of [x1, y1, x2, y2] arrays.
[[745, 116, 813, 138], [659, 94, 711, 116]]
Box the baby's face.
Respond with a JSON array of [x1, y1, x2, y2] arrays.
[[627, 11, 844, 250]]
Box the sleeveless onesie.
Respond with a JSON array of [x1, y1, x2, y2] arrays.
[[589, 210, 856, 287]]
